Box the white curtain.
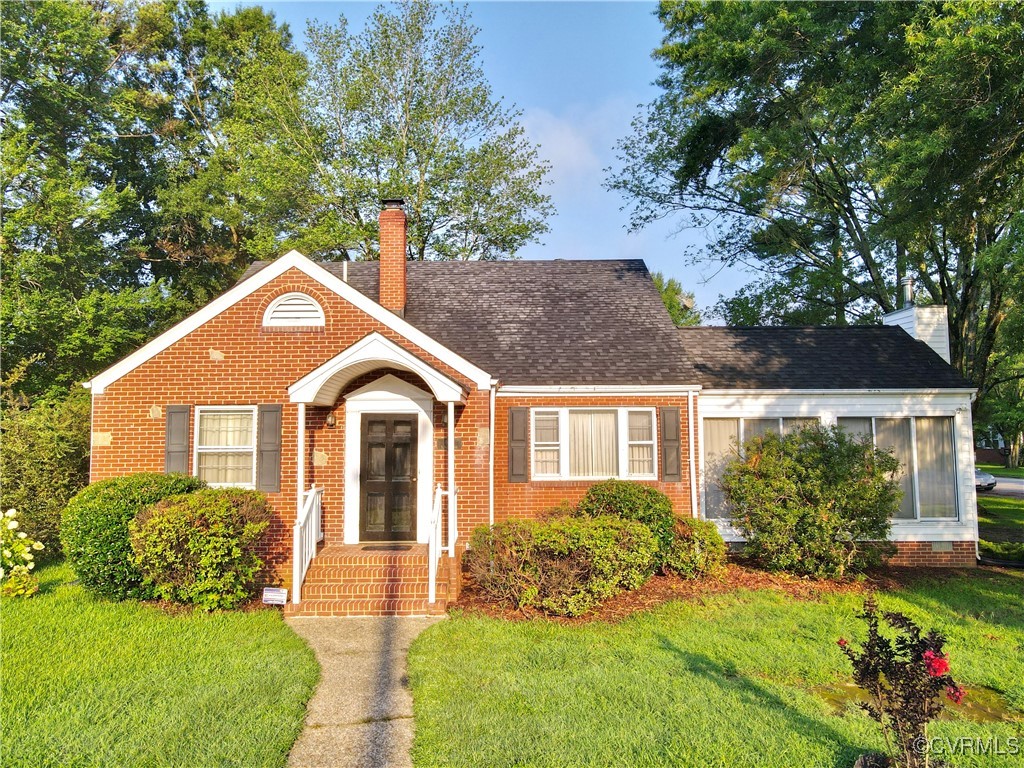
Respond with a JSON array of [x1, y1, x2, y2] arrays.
[[703, 419, 739, 520], [197, 411, 254, 484], [837, 417, 873, 440], [570, 411, 617, 477], [875, 418, 916, 519], [744, 418, 780, 443], [627, 411, 654, 476], [782, 417, 818, 435], [916, 417, 957, 518], [533, 412, 560, 476], [198, 411, 253, 447]]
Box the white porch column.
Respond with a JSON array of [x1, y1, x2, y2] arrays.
[[296, 402, 306, 511], [447, 400, 457, 551]]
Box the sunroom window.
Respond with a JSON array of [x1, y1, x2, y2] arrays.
[[195, 407, 257, 487], [530, 408, 657, 480], [837, 416, 958, 520]]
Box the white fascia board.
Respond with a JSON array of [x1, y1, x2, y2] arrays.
[[87, 250, 491, 394], [701, 388, 976, 396], [496, 384, 702, 397], [288, 332, 465, 405]]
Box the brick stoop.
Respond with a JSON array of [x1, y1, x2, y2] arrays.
[[284, 544, 453, 617]]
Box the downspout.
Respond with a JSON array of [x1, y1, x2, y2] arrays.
[[687, 390, 698, 519], [489, 381, 497, 527]]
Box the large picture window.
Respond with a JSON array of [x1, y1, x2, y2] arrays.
[[702, 417, 821, 520], [838, 416, 958, 520], [194, 407, 257, 487], [531, 408, 657, 480]]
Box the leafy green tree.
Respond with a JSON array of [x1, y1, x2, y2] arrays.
[[247, 0, 553, 261], [1, 1, 306, 397], [652, 272, 701, 326], [610, 1, 1024, 405]]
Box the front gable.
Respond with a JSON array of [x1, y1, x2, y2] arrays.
[[87, 250, 491, 395]]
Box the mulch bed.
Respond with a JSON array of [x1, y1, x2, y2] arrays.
[[451, 562, 974, 625]]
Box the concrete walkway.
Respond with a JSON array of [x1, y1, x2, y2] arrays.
[[286, 616, 443, 768]]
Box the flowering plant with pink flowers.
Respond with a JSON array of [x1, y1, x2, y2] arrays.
[[838, 598, 965, 768]]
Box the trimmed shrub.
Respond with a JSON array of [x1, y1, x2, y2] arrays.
[[0, 390, 91, 556], [576, 480, 675, 566], [721, 424, 899, 577], [466, 515, 657, 617], [130, 489, 273, 610], [663, 518, 726, 579], [61, 473, 206, 600]]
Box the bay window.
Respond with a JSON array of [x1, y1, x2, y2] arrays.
[[531, 408, 657, 480]]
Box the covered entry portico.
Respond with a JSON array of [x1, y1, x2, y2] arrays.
[[286, 332, 467, 606]]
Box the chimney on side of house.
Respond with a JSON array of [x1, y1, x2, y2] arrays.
[[379, 199, 407, 315], [882, 277, 952, 363]]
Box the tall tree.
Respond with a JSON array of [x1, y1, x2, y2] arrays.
[[1, 0, 306, 396], [245, 0, 553, 261], [609, 1, 1024, 404]]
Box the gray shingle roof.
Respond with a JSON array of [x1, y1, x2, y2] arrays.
[[239, 259, 699, 386], [238, 259, 971, 390], [677, 326, 972, 390]]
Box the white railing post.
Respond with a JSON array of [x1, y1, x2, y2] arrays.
[[428, 484, 445, 604]]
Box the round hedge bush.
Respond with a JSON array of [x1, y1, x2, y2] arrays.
[[130, 489, 273, 610], [663, 518, 727, 579], [576, 479, 675, 566], [61, 473, 205, 600]]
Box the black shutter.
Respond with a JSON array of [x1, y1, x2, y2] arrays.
[[165, 406, 190, 474], [508, 407, 528, 483], [257, 405, 283, 492], [661, 407, 682, 482]]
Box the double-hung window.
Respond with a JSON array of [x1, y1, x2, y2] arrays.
[[837, 416, 958, 520], [531, 408, 657, 480], [194, 406, 258, 487]]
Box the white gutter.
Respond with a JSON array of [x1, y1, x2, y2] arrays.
[[701, 388, 977, 396], [497, 384, 702, 397], [489, 381, 497, 527], [687, 390, 697, 519]]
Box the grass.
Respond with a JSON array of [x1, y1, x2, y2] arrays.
[[978, 495, 1024, 544], [410, 569, 1024, 768], [978, 463, 1024, 480], [2, 563, 319, 768]]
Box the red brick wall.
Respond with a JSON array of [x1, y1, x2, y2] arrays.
[[90, 268, 479, 588], [492, 396, 699, 524], [888, 541, 976, 568]]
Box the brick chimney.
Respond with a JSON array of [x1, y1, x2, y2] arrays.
[[379, 199, 407, 315]]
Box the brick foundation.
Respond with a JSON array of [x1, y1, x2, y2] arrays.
[[887, 541, 977, 568]]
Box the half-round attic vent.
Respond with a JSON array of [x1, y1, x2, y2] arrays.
[[263, 292, 325, 327]]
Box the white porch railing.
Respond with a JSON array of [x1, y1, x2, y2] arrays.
[[428, 484, 458, 604], [292, 485, 324, 605]]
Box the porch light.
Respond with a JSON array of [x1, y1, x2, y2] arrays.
[[325, 413, 337, 429]]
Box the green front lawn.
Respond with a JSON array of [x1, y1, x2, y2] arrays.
[[410, 570, 1024, 768], [2, 563, 319, 767], [978, 463, 1024, 480], [978, 495, 1024, 544]]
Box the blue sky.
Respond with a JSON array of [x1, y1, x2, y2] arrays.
[[209, 1, 752, 314]]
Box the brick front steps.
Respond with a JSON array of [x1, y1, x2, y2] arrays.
[[284, 544, 453, 617]]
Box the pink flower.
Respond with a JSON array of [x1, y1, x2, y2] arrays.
[[923, 650, 950, 677], [946, 685, 966, 705], [837, 638, 848, 647]]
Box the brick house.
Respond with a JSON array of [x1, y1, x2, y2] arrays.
[[85, 200, 978, 615]]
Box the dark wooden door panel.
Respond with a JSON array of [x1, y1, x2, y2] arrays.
[[360, 414, 417, 541]]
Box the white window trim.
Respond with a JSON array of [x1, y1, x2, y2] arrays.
[[529, 407, 658, 481], [262, 291, 325, 327], [193, 406, 258, 489]]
